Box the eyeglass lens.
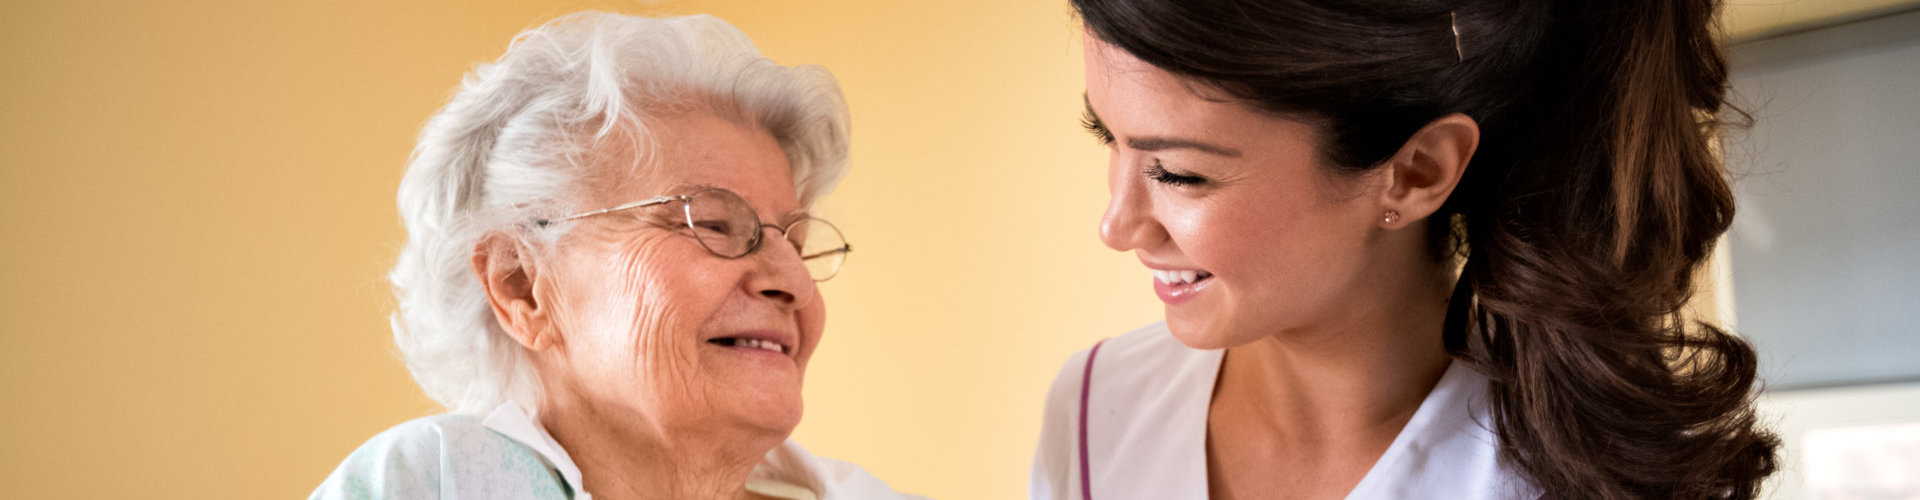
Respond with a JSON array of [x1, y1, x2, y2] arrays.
[[680, 188, 848, 281]]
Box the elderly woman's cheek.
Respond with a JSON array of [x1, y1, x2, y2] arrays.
[[585, 242, 708, 400]]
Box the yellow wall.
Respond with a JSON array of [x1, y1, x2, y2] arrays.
[[0, 0, 1147, 498], [7, 0, 1893, 498]]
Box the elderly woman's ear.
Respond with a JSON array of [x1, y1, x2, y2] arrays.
[[472, 232, 561, 351]]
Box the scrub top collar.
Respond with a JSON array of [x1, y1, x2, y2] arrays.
[[482, 401, 593, 500]]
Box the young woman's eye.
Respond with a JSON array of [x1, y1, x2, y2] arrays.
[[1144, 161, 1206, 187]]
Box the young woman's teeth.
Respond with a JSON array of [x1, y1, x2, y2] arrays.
[[1153, 269, 1213, 285]]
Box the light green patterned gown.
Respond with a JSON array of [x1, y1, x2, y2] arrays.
[[311, 402, 926, 500], [310, 412, 576, 499]]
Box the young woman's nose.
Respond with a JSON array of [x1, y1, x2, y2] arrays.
[[1100, 162, 1165, 252]]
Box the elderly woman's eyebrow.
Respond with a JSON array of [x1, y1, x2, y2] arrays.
[[665, 183, 806, 222], [668, 182, 722, 195]]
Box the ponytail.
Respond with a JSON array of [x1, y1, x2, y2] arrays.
[[1446, 1, 1778, 498]]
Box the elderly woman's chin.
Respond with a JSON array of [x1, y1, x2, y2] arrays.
[[700, 345, 809, 433], [686, 293, 825, 434]]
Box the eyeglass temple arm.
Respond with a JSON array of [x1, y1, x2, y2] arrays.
[[535, 195, 682, 227], [800, 244, 852, 261]]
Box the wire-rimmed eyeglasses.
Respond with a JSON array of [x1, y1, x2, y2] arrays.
[[535, 187, 850, 281]]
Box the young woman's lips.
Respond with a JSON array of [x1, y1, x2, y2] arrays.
[[1151, 269, 1214, 305]]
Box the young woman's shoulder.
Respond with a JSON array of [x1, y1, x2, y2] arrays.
[[309, 414, 570, 500]]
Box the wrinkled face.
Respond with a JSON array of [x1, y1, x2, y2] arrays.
[[539, 111, 823, 437], [1084, 37, 1386, 349]]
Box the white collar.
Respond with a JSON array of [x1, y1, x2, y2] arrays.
[[1077, 325, 1537, 499], [481, 401, 592, 500], [755, 440, 922, 500], [1345, 360, 1535, 498], [478, 402, 873, 500]]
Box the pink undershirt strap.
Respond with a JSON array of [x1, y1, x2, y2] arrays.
[[1077, 340, 1106, 500]]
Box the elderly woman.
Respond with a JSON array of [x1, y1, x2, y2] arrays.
[[312, 13, 918, 500]]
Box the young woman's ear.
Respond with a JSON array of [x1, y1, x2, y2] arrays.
[[1377, 113, 1479, 228], [471, 232, 561, 351]]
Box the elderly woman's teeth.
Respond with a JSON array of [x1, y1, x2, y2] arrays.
[[716, 338, 786, 354], [1153, 269, 1213, 285], [749, 339, 784, 354]]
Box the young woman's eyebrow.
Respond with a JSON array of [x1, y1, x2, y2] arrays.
[[1082, 94, 1242, 158]]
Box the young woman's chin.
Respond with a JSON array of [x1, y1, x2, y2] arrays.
[[1164, 310, 1264, 351]]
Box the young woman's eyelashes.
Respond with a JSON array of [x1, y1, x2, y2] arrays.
[[1143, 159, 1206, 187], [1082, 108, 1115, 145], [1080, 104, 1206, 188]]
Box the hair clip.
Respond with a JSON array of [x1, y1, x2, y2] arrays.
[[1451, 11, 1464, 63]]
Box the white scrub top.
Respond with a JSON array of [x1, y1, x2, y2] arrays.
[[312, 401, 925, 500], [1030, 322, 1540, 500]]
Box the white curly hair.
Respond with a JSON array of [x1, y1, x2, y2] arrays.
[[389, 12, 850, 414]]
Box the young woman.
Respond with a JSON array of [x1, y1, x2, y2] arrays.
[[1031, 1, 1779, 499]]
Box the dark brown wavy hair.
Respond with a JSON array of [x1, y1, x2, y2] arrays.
[[1070, 0, 1780, 497]]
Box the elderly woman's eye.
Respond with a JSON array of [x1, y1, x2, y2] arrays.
[[693, 219, 733, 235]]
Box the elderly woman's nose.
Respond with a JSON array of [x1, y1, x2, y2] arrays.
[[745, 229, 815, 307], [1100, 169, 1160, 252]]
